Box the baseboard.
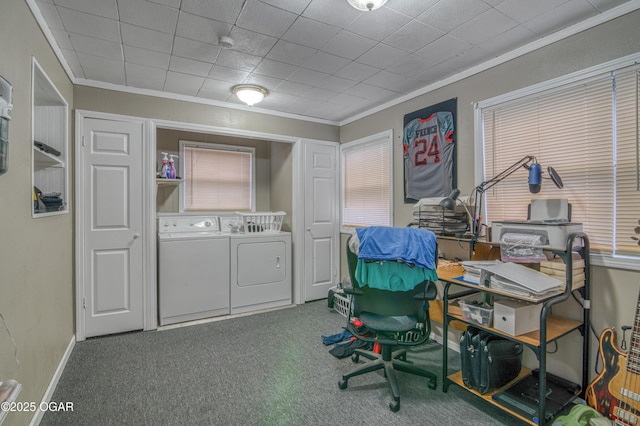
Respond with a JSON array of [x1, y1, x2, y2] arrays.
[[30, 335, 75, 426], [430, 331, 461, 353]]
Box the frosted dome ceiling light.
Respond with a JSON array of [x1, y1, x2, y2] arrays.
[[232, 84, 268, 106], [347, 0, 387, 11], [218, 36, 234, 49]]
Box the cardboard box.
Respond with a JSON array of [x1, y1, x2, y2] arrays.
[[493, 299, 542, 336]]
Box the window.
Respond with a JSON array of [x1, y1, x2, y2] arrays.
[[341, 130, 393, 229], [180, 141, 254, 211], [477, 58, 640, 262]]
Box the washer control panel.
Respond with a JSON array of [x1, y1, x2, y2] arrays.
[[158, 216, 220, 233]]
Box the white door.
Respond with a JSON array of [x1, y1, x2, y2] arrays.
[[303, 142, 339, 301], [78, 117, 144, 338]]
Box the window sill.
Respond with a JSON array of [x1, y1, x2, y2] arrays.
[[590, 253, 640, 272]]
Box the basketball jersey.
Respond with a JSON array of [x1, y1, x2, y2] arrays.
[[403, 112, 455, 199]]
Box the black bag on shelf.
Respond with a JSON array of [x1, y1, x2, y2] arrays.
[[460, 326, 523, 394]]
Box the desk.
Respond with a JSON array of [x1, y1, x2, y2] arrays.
[[437, 234, 590, 426]]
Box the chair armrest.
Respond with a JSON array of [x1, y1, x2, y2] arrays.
[[341, 277, 363, 295]]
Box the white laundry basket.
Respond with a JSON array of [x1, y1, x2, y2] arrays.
[[237, 211, 286, 233]]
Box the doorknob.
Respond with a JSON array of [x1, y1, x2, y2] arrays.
[[133, 233, 141, 239]]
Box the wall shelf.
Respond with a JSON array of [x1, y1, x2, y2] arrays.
[[33, 147, 63, 170]]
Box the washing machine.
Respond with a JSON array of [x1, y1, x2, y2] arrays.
[[229, 231, 292, 315], [157, 215, 230, 325]]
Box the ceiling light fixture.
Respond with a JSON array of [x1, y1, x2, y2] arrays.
[[218, 36, 234, 49], [347, 0, 387, 11], [232, 84, 269, 106]]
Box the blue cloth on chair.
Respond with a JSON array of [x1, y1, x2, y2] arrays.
[[355, 226, 437, 270], [355, 259, 438, 291]]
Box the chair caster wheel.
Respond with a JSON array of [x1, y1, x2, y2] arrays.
[[389, 399, 400, 412], [351, 353, 359, 363], [428, 378, 437, 390], [338, 379, 348, 390]]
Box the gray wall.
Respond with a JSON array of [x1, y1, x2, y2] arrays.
[[340, 9, 640, 383], [0, 1, 74, 425]]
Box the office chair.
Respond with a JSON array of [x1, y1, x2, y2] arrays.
[[338, 232, 438, 412]]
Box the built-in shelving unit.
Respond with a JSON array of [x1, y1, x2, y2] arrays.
[[32, 58, 68, 217]]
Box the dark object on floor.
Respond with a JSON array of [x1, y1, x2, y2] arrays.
[[460, 326, 523, 394]]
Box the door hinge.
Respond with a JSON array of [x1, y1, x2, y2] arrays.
[[82, 136, 85, 147], [83, 297, 86, 309]]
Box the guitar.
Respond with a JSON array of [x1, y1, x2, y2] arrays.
[[586, 293, 640, 425]]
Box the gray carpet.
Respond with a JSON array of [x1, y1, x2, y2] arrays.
[[41, 301, 526, 425]]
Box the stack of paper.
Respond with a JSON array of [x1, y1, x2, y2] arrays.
[[481, 262, 564, 299], [460, 260, 503, 284]]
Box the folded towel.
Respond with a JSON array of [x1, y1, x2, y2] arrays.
[[355, 259, 438, 291], [356, 226, 437, 270]]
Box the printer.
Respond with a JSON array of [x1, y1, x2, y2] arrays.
[[489, 199, 583, 250]]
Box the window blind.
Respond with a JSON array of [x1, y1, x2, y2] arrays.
[[183, 145, 252, 211], [341, 132, 392, 228], [481, 66, 640, 256]]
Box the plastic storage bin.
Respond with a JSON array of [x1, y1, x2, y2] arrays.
[[459, 299, 493, 327], [237, 211, 286, 233]]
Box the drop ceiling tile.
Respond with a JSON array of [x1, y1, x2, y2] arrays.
[[196, 89, 232, 102], [38, 0, 54, 4], [60, 48, 85, 78], [303, 51, 350, 74], [302, 0, 360, 28], [383, 20, 444, 53], [259, 0, 313, 14], [345, 82, 398, 99], [274, 80, 313, 96], [242, 74, 282, 90], [301, 87, 340, 101], [52, 0, 118, 19], [228, 27, 278, 57], [335, 61, 380, 81], [201, 77, 232, 93], [117, 0, 179, 34], [285, 97, 323, 113], [385, 54, 433, 78], [346, 7, 412, 41], [57, 7, 120, 42], [522, 0, 597, 36], [125, 62, 167, 90], [417, 0, 491, 32], [208, 65, 250, 84], [495, 0, 572, 23], [327, 92, 367, 107], [172, 37, 222, 63], [180, 0, 243, 24], [236, 1, 297, 38], [356, 44, 408, 69], [282, 17, 341, 50], [164, 71, 205, 96], [215, 50, 262, 72], [589, 0, 630, 11], [287, 68, 331, 86], [147, 0, 180, 7], [69, 33, 123, 61], [364, 70, 409, 91], [480, 24, 537, 56], [414, 34, 473, 63], [176, 12, 232, 45], [77, 52, 125, 85], [266, 40, 317, 66], [321, 30, 377, 60], [51, 29, 73, 50], [384, 0, 440, 18], [450, 8, 518, 44], [121, 23, 173, 53], [35, 2, 65, 30], [254, 59, 298, 79], [169, 56, 213, 77], [320, 75, 359, 92], [258, 91, 298, 107], [124, 45, 171, 69]]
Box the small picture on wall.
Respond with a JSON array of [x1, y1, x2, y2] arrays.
[[402, 98, 457, 203]]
